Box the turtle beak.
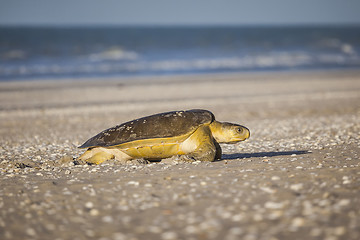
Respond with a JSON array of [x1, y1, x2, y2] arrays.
[[238, 126, 250, 141], [230, 126, 250, 143], [245, 127, 250, 139]]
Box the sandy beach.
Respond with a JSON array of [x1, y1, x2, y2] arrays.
[[0, 70, 359, 240]]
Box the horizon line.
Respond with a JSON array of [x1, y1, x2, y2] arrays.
[[1, 22, 360, 28]]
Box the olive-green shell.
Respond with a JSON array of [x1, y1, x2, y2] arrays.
[[79, 109, 215, 148]]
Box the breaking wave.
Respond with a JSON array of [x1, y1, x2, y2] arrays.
[[1, 51, 359, 79]]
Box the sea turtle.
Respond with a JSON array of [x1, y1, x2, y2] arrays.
[[78, 109, 250, 164]]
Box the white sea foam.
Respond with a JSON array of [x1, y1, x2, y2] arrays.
[[88, 47, 138, 62], [124, 52, 314, 72], [341, 44, 356, 55]]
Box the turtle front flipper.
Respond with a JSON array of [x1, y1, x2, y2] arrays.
[[214, 140, 222, 160], [180, 126, 218, 162]]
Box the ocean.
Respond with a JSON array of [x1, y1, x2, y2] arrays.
[[0, 26, 360, 81]]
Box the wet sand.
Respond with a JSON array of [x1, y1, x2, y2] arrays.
[[0, 70, 360, 240]]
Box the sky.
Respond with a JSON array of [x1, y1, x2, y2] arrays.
[[1, 0, 360, 26]]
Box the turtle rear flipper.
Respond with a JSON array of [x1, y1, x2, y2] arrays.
[[85, 152, 115, 165], [78, 147, 131, 165]]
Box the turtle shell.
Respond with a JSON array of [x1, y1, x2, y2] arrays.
[[79, 109, 215, 148]]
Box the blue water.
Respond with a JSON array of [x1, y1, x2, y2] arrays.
[[0, 26, 360, 80]]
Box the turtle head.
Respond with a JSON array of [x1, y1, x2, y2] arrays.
[[210, 121, 250, 143]]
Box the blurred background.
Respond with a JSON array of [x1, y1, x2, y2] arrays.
[[0, 0, 360, 81]]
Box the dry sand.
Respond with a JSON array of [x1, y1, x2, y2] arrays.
[[0, 70, 359, 240]]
